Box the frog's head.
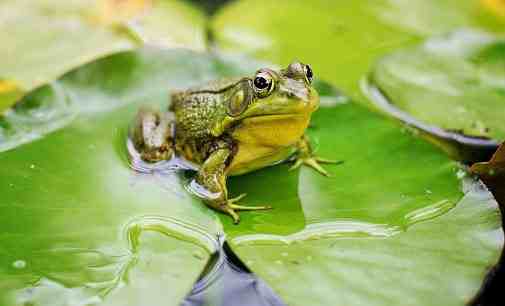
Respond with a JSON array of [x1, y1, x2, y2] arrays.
[[244, 61, 318, 118], [212, 61, 319, 136]]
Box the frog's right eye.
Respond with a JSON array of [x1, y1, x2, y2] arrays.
[[253, 71, 274, 98]]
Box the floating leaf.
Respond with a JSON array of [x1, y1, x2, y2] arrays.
[[368, 29, 505, 162], [0, 46, 502, 306], [211, 0, 505, 103], [0, 79, 24, 112], [0, 49, 230, 306], [0, 0, 206, 109], [482, 0, 505, 18], [223, 97, 503, 306]]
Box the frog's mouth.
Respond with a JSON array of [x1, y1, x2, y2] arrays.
[[241, 95, 319, 120], [242, 113, 305, 122]]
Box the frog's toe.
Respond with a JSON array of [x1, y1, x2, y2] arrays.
[[224, 207, 240, 224], [229, 203, 272, 211], [222, 195, 272, 224], [228, 193, 271, 210], [315, 157, 343, 165], [140, 145, 173, 162], [229, 193, 247, 204], [289, 159, 304, 171], [304, 157, 330, 176], [291, 156, 343, 177]]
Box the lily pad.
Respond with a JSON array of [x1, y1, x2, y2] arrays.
[[0, 0, 206, 111], [0, 47, 307, 306], [223, 97, 503, 306], [0, 49, 227, 306], [368, 29, 505, 162], [211, 0, 505, 102], [0, 47, 502, 306]]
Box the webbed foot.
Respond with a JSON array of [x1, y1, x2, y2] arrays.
[[289, 156, 343, 176], [292, 135, 343, 176], [131, 108, 174, 162], [223, 193, 272, 224]]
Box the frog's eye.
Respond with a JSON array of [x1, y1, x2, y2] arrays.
[[253, 71, 274, 98], [304, 64, 313, 84]]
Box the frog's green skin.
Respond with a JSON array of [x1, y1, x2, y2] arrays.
[[132, 62, 338, 224]]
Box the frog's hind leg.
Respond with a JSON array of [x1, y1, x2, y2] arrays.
[[131, 107, 175, 162]]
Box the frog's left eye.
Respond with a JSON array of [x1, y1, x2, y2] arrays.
[[253, 71, 275, 98], [304, 64, 313, 84]]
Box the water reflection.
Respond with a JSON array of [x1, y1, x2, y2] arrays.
[[232, 220, 401, 246], [126, 137, 198, 174], [125, 215, 220, 255], [182, 244, 286, 306], [403, 199, 455, 227], [229, 196, 458, 246]]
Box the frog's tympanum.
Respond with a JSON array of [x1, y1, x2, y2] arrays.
[[131, 62, 337, 223]]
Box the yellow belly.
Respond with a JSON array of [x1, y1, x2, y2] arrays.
[[227, 114, 310, 175]]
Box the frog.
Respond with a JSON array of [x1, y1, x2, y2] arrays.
[[131, 61, 338, 224]]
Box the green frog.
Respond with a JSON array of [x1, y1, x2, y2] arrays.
[[131, 62, 337, 223]]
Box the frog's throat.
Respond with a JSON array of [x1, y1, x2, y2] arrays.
[[210, 114, 303, 137]]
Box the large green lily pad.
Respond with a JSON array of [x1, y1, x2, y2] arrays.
[[0, 0, 206, 111], [224, 98, 503, 306], [0, 48, 305, 306], [228, 178, 501, 306], [211, 0, 505, 103], [0, 49, 227, 306], [368, 29, 504, 162], [0, 47, 502, 306]]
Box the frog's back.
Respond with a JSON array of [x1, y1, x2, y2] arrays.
[[169, 77, 242, 110], [169, 77, 243, 140], [187, 77, 243, 93]]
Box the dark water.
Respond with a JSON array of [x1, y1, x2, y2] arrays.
[[182, 243, 286, 306], [181, 241, 505, 306]]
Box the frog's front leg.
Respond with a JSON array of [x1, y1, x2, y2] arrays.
[[290, 135, 342, 176], [194, 145, 271, 224]]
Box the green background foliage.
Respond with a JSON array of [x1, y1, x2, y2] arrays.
[[0, 1, 504, 306]]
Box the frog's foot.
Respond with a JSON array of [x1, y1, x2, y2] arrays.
[[140, 144, 173, 162], [131, 109, 174, 162], [289, 156, 343, 177], [223, 194, 272, 224]]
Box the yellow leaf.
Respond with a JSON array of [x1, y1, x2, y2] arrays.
[[93, 0, 152, 25], [0, 80, 19, 93], [0, 79, 24, 112], [481, 0, 505, 18]]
